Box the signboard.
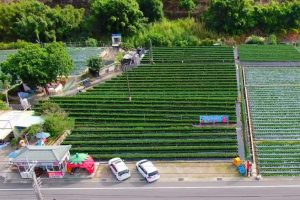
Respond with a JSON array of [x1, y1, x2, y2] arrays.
[[199, 115, 229, 124], [48, 171, 64, 178]]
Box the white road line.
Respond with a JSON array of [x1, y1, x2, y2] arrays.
[[2, 185, 300, 191]]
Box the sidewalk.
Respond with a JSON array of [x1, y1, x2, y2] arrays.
[[3, 161, 249, 184]]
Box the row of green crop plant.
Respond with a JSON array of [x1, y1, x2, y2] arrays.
[[245, 67, 300, 86], [245, 67, 300, 176], [257, 141, 300, 176], [141, 47, 234, 64], [239, 45, 300, 62], [70, 153, 238, 160], [45, 47, 237, 160], [71, 126, 236, 132]]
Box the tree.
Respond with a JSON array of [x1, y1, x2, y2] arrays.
[[137, 0, 164, 22], [252, 1, 300, 34], [88, 57, 104, 75], [1, 43, 73, 88], [0, 0, 84, 42], [90, 0, 145, 36], [204, 0, 253, 35], [179, 0, 196, 12], [50, 5, 85, 41]]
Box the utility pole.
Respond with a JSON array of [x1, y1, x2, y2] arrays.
[[26, 159, 43, 200], [32, 170, 43, 200], [126, 72, 132, 102], [149, 39, 153, 64], [121, 65, 132, 102]]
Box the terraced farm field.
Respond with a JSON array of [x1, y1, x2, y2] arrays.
[[245, 67, 300, 176], [142, 46, 234, 64], [67, 47, 104, 75], [239, 45, 300, 62], [44, 47, 238, 160]]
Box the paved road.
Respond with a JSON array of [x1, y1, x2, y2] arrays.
[[2, 180, 300, 200]]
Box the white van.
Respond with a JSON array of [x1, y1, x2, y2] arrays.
[[108, 158, 131, 181]]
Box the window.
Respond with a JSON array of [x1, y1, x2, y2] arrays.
[[111, 164, 117, 172], [149, 171, 159, 176], [118, 169, 129, 176], [46, 165, 54, 172], [140, 166, 147, 175], [53, 166, 60, 171]]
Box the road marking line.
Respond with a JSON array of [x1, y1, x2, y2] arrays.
[[2, 184, 300, 191]]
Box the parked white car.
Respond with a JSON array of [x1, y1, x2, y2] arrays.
[[108, 158, 131, 181], [136, 159, 160, 183]]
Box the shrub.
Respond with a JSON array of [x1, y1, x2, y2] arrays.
[[24, 124, 43, 139], [0, 100, 9, 110], [201, 38, 215, 46], [245, 35, 265, 44], [267, 34, 277, 45], [10, 137, 19, 147], [121, 42, 135, 51], [87, 56, 104, 75], [39, 101, 66, 116], [128, 18, 215, 47], [43, 114, 74, 137], [85, 38, 98, 47], [0, 40, 30, 50], [115, 52, 125, 68]]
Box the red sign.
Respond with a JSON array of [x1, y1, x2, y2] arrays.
[[48, 171, 64, 178]]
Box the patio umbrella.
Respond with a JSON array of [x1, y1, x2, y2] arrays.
[[36, 132, 51, 139], [36, 139, 45, 146], [69, 153, 89, 164], [8, 149, 21, 158]]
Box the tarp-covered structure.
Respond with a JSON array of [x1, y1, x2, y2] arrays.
[[67, 153, 95, 175]]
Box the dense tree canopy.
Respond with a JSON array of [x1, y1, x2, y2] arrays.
[[90, 0, 145, 36], [252, 1, 300, 34], [1, 42, 73, 87], [138, 0, 164, 22], [0, 0, 84, 42], [0, 0, 298, 44], [205, 0, 300, 35], [204, 0, 253, 35]]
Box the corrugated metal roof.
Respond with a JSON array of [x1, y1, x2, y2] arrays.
[[0, 111, 44, 140], [12, 145, 71, 163]]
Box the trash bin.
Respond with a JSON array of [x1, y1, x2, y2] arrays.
[[238, 165, 246, 176]]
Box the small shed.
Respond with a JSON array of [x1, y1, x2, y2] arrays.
[[112, 33, 122, 47], [11, 145, 71, 178]]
